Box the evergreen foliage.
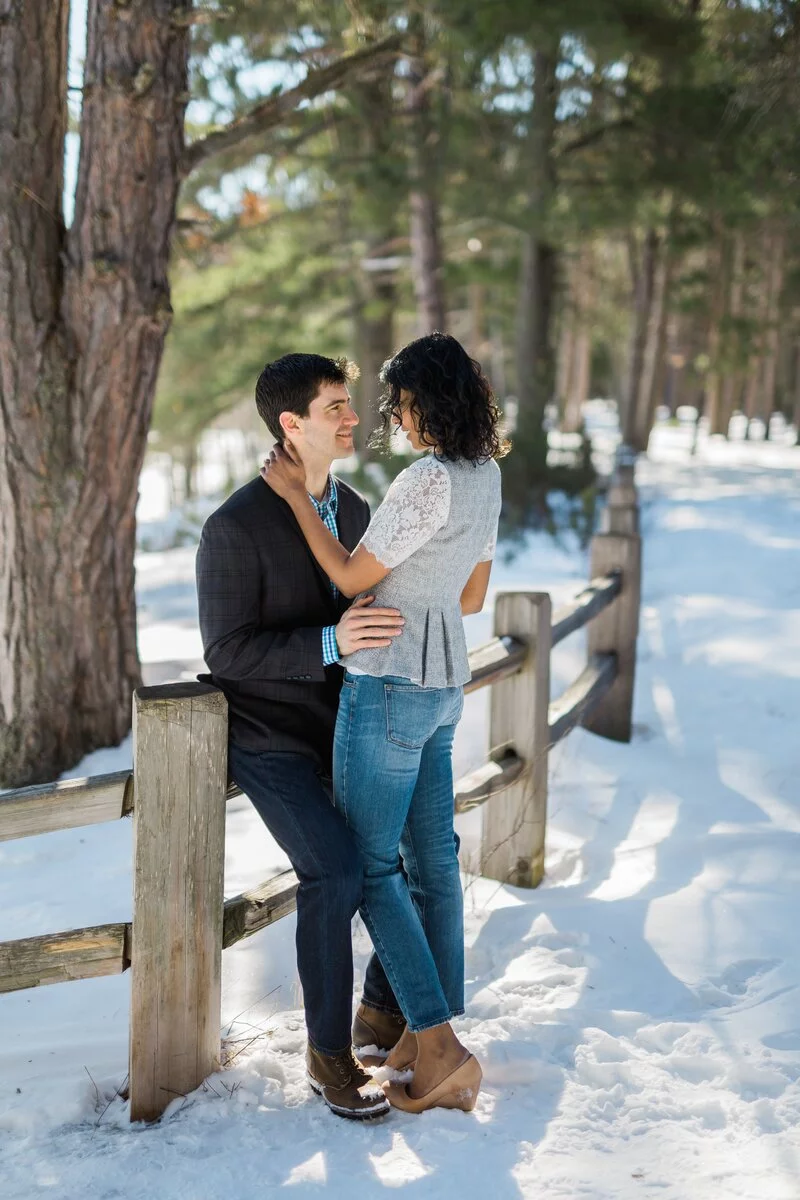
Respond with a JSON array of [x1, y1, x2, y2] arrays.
[[155, 1, 800, 504]]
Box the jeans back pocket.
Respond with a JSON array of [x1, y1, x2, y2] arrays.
[[384, 683, 440, 750]]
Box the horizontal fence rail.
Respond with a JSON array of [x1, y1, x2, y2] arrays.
[[0, 770, 133, 844], [551, 572, 621, 648], [0, 638, 530, 848], [548, 652, 618, 745], [0, 870, 299, 995], [0, 461, 642, 1121], [0, 923, 131, 993]]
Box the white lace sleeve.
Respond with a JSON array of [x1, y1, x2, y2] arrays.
[[359, 459, 451, 569], [480, 524, 497, 561]]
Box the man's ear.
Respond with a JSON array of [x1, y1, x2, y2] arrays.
[[278, 410, 302, 440]]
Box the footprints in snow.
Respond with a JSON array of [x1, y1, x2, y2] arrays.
[[693, 957, 782, 1009]]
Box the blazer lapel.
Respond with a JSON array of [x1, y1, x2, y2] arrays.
[[274, 494, 339, 616]]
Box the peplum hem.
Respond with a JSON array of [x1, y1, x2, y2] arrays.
[[342, 601, 471, 689]]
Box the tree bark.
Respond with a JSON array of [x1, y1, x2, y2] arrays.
[[1, 6, 407, 785], [354, 261, 395, 450], [759, 222, 785, 438], [515, 45, 559, 470], [0, 0, 190, 787], [743, 226, 772, 436], [705, 232, 732, 438], [719, 230, 745, 437], [622, 228, 659, 449], [407, 17, 446, 334], [555, 302, 576, 423], [562, 244, 594, 433], [636, 244, 673, 452], [345, 55, 398, 453]]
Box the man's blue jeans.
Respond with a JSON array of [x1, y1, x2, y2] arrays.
[[333, 673, 465, 1033], [228, 745, 399, 1055]]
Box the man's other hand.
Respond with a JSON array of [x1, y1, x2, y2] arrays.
[[336, 596, 404, 656]]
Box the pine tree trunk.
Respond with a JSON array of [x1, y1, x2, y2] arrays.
[[0, 0, 190, 786], [635, 245, 673, 452], [720, 231, 745, 437], [345, 53, 398, 452], [622, 228, 659, 449], [562, 244, 594, 433], [515, 45, 558, 469], [468, 282, 486, 358], [555, 303, 576, 423], [407, 17, 446, 333], [355, 268, 395, 448], [743, 226, 772, 436], [181, 440, 197, 503], [759, 223, 785, 438], [706, 234, 731, 436], [566, 331, 591, 434], [489, 325, 507, 401]]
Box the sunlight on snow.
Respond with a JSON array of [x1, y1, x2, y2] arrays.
[[590, 793, 680, 902]]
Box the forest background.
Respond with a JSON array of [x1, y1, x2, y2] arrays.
[[1, 0, 799, 789]]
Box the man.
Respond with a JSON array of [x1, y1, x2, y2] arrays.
[[196, 353, 406, 1120]]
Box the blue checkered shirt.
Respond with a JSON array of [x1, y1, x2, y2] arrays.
[[309, 478, 341, 666]]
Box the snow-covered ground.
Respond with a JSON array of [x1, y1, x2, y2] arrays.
[[1, 426, 799, 1199]]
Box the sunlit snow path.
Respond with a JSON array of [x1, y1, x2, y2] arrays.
[[1, 428, 799, 1199]]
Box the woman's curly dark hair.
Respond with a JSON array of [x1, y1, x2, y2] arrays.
[[369, 332, 510, 463]]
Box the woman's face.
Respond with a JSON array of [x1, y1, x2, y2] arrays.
[[395, 389, 428, 451]]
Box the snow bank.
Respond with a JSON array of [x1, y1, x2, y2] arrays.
[[1, 428, 799, 1199]]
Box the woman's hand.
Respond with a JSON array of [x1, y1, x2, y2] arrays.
[[260, 442, 306, 501]]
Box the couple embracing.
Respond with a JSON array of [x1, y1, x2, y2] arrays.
[[196, 333, 505, 1120]]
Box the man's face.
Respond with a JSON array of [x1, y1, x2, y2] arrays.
[[283, 382, 359, 461]]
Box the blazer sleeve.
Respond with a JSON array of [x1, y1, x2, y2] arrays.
[[196, 511, 327, 683]]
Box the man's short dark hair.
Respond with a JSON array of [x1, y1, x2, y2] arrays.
[[255, 353, 359, 441]]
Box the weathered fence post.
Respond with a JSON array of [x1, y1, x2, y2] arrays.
[[583, 467, 642, 742], [601, 462, 639, 534], [480, 592, 552, 888], [129, 682, 228, 1123]]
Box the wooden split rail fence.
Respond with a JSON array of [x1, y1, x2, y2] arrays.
[[0, 465, 641, 1122]]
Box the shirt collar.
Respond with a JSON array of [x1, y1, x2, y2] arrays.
[[308, 475, 338, 516]]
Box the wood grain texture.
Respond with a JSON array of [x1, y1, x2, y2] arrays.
[[0, 0, 192, 789], [222, 870, 299, 950], [0, 771, 132, 843], [0, 640, 526, 827], [0, 923, 130, 994], [480, 592, 552, 888], [1, 876, 301, 995], [129, 683, 228, 1123], [464, 635, 527, 694], [548, 653, 617, 745], [550, 573, 621, 647], [583, 534, 642, 742], [454, 750, 524, 814]]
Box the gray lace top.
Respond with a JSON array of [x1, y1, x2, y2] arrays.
[[342, 454, 502, 687]]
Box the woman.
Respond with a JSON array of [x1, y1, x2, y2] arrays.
[[262, 332, 505, 1113]]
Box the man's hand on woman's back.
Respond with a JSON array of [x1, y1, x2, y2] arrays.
[[336, 596, 404, 656]]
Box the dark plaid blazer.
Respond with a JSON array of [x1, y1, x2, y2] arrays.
[[196, 475, 370, 770]]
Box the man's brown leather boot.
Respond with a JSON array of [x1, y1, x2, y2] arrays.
[[352, 1003, 406, 1058], [306, 1044, 390, 1120]]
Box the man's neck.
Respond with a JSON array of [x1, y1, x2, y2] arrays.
[[292, 445, 332, 502]]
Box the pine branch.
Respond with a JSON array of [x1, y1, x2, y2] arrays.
[[558, 118, 635, 158], [181, 33, 402, 176]]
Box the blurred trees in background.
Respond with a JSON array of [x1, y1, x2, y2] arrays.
[[2, 0, 799, 783], [157, 0, 800, 493]]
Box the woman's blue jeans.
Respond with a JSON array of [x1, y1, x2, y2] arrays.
[[333, 672, 465, 1033]]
